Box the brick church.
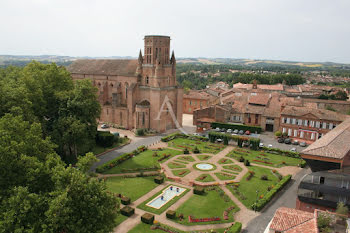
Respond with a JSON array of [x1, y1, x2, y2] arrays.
[[68, 35, 183, 132]]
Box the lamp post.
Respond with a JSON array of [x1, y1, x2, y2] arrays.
[[255, 190, 259, 213]]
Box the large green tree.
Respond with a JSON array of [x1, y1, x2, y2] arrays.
[[0, 114, 118, 233]]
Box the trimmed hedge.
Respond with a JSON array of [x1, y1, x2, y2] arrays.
[[230, 222, 242, 233], [261, 147, 300, 158], [211, 122, 262, 134], [96, 131, 115, 147], [208, 132, 261, 150], [96, 146, 147, 173], [166, 210, 176, 219], [141, 213, 154, 224], [161, 132, 209, 142], [121, 206, 134, 217], [121, 196, 131, 205], [154, 176, 164, 184], [251, 175, 292, 211], [193, 186, 205, 195]]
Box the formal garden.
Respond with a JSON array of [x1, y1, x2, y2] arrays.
[[95, 132, 305, 232]]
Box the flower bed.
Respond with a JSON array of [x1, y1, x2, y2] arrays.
[[253, 159, 273, 165], [223, 206, 235, 220], [188, 216, 221, 223]]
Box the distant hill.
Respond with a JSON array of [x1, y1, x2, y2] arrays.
[[0, 55, 349, 70]]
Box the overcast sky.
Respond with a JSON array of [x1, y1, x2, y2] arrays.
[[0, 0, 349, 63]]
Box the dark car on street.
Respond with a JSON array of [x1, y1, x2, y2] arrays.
[[278, 138, 284, 143], [284, 138, 291, 144]]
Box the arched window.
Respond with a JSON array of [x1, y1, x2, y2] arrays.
[[125, 83, 129, 99], [146, 76, 149, 85]]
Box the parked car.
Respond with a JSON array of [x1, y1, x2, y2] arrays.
[[101, 123, 109, 129], [292, 140, 299, 145], [238, 130, 244, 135], [290, 147, 297, 152], [259, 143, 264, 148], [233, 129, 239, 134], [284, 138, 292, 144], [299, 142, 307, 147], [245, 130, 250, 135], [227, 129, 232, 133], [220, 128, 226, 132], [268, 144, 273, 148], [216, 138, 223, 143], [278, 138, 285, 143], [215, 127, 220, 132], [192, 133, 200, 136]]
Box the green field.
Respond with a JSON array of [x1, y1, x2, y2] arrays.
[[106, 176, 158, 201], [227, 149, 302, 168], [137, 185, 190, 215], [172, 187, 239, 225], [168, 138, 225, 154], [103, 148, 182, 174], [226, 166, 280, 208]]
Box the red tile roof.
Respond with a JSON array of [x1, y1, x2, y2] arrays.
[[270, 207, 317, 233]]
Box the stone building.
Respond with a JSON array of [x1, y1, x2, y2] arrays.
[[68, 35, 183, 132], [183, 90, 213, 114], [280, 106, 347, 142]]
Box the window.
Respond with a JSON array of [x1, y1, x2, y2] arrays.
[[292, 118, 296, 124], [288, 128, 292, 136], [322, 122, 327, 129], [300, 131, 304, 138], [142, 112, 145, 126], [329, 123, 333, 129], [146, 76, 149, 84], [294, 130, 298, 137], [107, 108, 109, 115], [304, 120, 308, 126], [247, 114, 251, 123], [309, 121, 315, 128], [255, 114, 258, 124], [316, 121, 320, 128], [281, 117, 285, 123], [286, 118, 291, 124], [311, 133, 315, 140], [283, 128, 286, 133], [189, 100, 192, 106], [298, 119, 302, 125]]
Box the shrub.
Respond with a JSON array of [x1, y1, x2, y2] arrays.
[[274, 131, 282, 137], [141, 213, 155, 224], [251, 175, 292, 211], [299, 160, 307, 168], [261, 175, 268, 180], [166, 210, 176, 219], [261, 147, 300, 158], [230, 222, 242, 233], [183, 148, 190, 154], [193, 186, 205, 195], [249, 138, 260, 150], [121, 206, 134, 217], [224, 136, 229, 145], [121, 196, 131, 205], [96, 131, 115, 147], [193, 147, 200, 154], [239, 156, 245, 162], [244, 159, 250, 166], [154, 176, 164, 184], [282, 132, 288, 137], [136, 128, 145, 136]]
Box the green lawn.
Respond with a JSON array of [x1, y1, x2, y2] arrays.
[[137, 185, 190, 215], [195, 174, 216, 182], [177, 155, 196, 162], [168, 138, 225, 154], [172, 187, 239, 225], [172, 169, 191, 177], [168, 162, 186, 169], [115, 213, 128, 226], [128, 222, 238, 233], [215, 172, 236, 181], [196, 154, 212, 161], [226, 166, 280, 209], [227, 149, 302, 168], [222, 165, 242, 172], [106, 176, 158, 201], [91, 137, 130, 155], [128, 222, 186, 233], [103, 148, 182, 174], [218, 158, 234, 164]]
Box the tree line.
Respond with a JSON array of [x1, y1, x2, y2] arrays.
[[0, 62, 118, 232]]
